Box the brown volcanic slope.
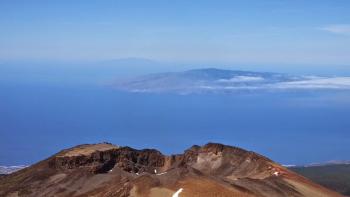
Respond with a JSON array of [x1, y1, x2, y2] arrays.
[[0, 143, 343, 197]]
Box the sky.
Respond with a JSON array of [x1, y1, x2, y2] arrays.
[[1, 1, 350, 166], [1, 0, 350, 67]]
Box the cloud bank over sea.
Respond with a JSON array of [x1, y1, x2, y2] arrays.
[[114, 68, 350, 94]]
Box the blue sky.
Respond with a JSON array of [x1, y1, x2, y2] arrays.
[[1, 0, 350, 66], [1, 1, 350, 165]]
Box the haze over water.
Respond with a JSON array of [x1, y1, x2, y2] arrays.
[[1, 0, 350, 167], [1, 61, 350, 166]]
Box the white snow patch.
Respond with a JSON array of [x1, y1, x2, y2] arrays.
[[172, 188, 183, 197], [273, 171, 279, 176], [156, 172, 168, 176]]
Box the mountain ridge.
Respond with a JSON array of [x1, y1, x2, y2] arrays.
[[0, 142, 343, 197], [290, 163, 350, 196]]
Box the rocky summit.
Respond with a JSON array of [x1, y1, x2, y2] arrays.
[[0, 143, 343, 197]]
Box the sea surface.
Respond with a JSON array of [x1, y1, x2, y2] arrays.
[[1, 63, 350, 166]]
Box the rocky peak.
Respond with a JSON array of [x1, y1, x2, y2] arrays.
[[49, 143, 165, 174], [1, 142, 343, 197], [48, 142, 277, 178]]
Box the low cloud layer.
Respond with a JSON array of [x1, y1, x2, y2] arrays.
[[199, 77, 350, 91], [271, 77, 350, 89], [217, 76, 265, 83], [0, 165, 27, 174], [115, 69, 350, 94]]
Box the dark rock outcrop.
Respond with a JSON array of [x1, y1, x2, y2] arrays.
[[49, 145, 165, 174]]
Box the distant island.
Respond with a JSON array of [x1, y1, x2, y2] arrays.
[[114, 68, 350, 94]]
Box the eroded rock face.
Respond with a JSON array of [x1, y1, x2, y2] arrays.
[[113, 147, 165, 174], [49, 144, 165, 174]]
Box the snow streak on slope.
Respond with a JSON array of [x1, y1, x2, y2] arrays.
[[172, 188, 183, 197]]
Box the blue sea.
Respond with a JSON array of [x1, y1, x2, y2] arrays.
[[1, 63, 350, 166]]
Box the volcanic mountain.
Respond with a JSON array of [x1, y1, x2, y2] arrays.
[[114, 68, 350, 93], [0, 143, 343, 197]]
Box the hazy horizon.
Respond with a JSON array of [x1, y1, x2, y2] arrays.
[[1, 1, 350, 167], [1, 63, 350, 166]]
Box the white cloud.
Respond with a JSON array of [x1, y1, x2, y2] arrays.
[[321, 24, 350, 35], [270, 77, 350, 89], [0, 165, 28, 174], [199, 85, 260, 90], [119, 71, 350, 93], [202, 77, 350, 91], [217, 76, 264, 83]]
